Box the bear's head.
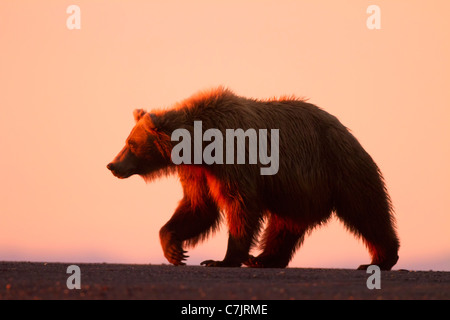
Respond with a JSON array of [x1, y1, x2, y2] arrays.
[[107, 109, 172, 179]]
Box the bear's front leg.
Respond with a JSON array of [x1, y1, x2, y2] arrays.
[[159, 195, 221, 266], [201, 207, 261, 268], [243, 215, 307, 268], [201, 233, 251, 267], [159, 228, 188, 266]]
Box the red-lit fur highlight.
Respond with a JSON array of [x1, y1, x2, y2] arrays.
[[107, 87, 399, 269]]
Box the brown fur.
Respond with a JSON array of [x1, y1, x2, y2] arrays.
[[107, 87, 399, 270]]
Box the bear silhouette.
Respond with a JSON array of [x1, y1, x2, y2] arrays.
[[107, 87, 399, 270]]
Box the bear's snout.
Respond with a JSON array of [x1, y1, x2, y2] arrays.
[[106, 161, 135, 179]]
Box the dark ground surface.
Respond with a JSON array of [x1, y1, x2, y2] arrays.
[[1, 261, 449, 300]]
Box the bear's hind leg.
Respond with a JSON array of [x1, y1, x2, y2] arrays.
[[335, 195, 399, 271]]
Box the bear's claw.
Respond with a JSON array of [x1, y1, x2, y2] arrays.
[[160, 232, 188, 266], [243, 254, 289, 268], [243, 255, 262, 268], [166, 246, 188, 266], [200, 260, 241, 267]]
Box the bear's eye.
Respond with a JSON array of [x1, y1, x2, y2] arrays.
[[128, 140, 138, 151]]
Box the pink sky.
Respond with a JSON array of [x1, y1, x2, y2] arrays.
[[1, 0, 449, 271]]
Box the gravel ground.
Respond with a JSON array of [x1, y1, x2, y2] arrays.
[[1, 261, 449, 300]]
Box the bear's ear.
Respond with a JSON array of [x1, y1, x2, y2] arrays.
[[133, 109, 147, 123], [142, 113, 159, 132]]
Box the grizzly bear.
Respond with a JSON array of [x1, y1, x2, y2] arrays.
[[107, 87, 399, 270]]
